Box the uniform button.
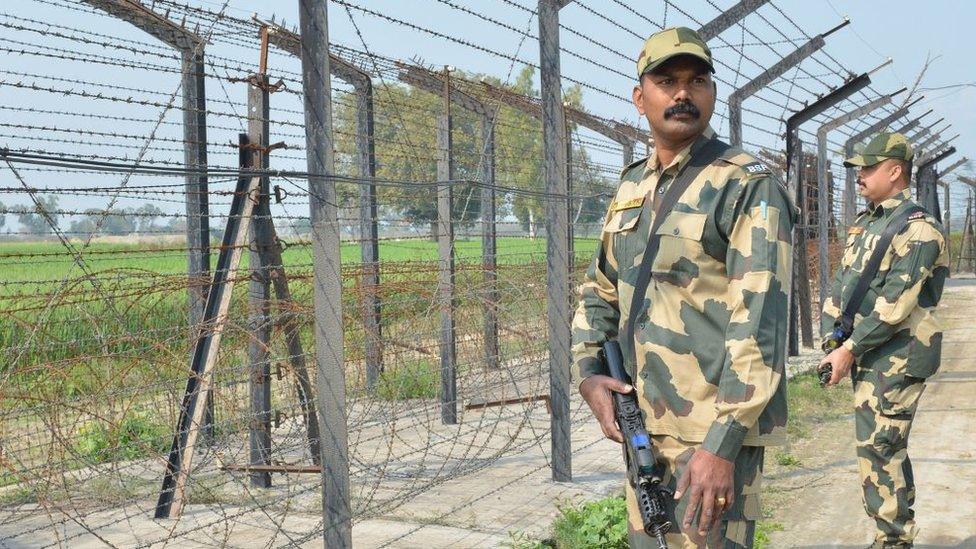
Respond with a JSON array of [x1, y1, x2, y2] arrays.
[[640, 370, 649, 379], [639, 321, 647, 329], [672, 228, 679, 235]]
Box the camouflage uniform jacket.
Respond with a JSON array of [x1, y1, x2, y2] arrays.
[[572, 127, 796, 461], [820, 188, 948, 378]]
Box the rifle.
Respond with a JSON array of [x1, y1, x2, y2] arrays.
[[602, 340, 672, 548], [818, 327, 848, 386]]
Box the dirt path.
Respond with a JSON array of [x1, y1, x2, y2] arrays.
[[766, 277, 976, 548]]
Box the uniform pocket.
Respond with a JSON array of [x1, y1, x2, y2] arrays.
[[606, 205, 644, 273], [652, 211, 706, 283], [606, 206, 642, 233], [905, 328, 942, 378], [877, 371, 925, 418]]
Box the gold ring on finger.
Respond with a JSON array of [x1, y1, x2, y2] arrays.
[[716, 496, 727, 506]]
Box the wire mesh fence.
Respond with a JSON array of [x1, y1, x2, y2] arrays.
[[0, 0, 969, 547]]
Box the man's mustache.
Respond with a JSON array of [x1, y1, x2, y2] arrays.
[[664, 102, 701, 119]]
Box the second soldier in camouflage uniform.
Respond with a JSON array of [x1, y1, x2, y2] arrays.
[[574, 27, 795, 548], [820, 133, 948, 549]]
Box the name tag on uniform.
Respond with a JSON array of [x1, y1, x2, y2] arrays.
[[848, 227, 865, 235], [611, 197, 644, 211]]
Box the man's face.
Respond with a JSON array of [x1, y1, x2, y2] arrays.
[[857, 158, 906, 204], [633, 56, 715, 143]]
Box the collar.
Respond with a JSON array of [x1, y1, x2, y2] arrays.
[[646, 126, 717, 176], [868, 187, 911, 217]]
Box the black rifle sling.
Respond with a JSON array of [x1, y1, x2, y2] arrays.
[[624, 138, 730, 366], [838, 204, 926, 334]]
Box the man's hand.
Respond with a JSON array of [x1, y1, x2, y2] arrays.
[[674, 449, 734, 536], [820, 346, 855, 386], [579, 374, 633, 443]]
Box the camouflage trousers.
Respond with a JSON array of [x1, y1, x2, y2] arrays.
[[626, 435, 764, 549], [853, 365, 927, 544]]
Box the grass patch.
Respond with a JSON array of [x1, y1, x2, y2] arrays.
[[508, 494, 628, 549], [786, 371, 852, 439], [375, 359, 439, 401], [73, 410, 169, 464], [774, 450, 802, 467], [86, 475, 157, 505], [754, 520, 785, 549], [0, 484, 45, 506]]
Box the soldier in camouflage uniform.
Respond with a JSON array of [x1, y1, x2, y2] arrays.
[[820, 132, 948, 549], [573, 27, 795, 548]]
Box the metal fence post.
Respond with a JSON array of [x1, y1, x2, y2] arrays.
[[786, 134, 807, 355], [916, 146, 957, 222], [297, 0, 350, 545], [565, 115, 574, 275], [247, 74, 273, 489], [785, 71, 874, 354], [481, 109, 500, 370], [437, 68, 458, 425], [540, 0, 572, 483], [356, 79, 382, 389]]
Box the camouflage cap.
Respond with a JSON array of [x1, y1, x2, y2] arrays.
[[636, 27, 714, 79], [843, 132, 914, 167]]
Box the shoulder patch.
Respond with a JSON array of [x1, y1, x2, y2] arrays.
[[907, 211, 927, 221], [741, 161, 769, 174], [718, 147, 771, 175]]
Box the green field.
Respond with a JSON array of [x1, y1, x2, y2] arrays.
[[0, 237, 599, 394], [0, 236, 600, 288]]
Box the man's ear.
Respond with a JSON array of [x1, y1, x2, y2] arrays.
[[632, 83, 645, 116], [890, 160, 902, 182]]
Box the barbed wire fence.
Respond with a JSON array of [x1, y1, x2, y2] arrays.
[[0, 0, 968, 547]]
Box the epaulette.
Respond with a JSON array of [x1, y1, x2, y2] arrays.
[[620, 156, 648, 181], [719, 148, 771, 176], [906, 211, 928, 222]]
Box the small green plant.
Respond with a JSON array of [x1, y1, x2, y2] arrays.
[[375, 360, 438, 401], [0, 484, 42, 506], [775, 450, 802, 467], [73, 410, 169, 464], [550, 495, 629, 549], [754, 520, 785, 549]]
